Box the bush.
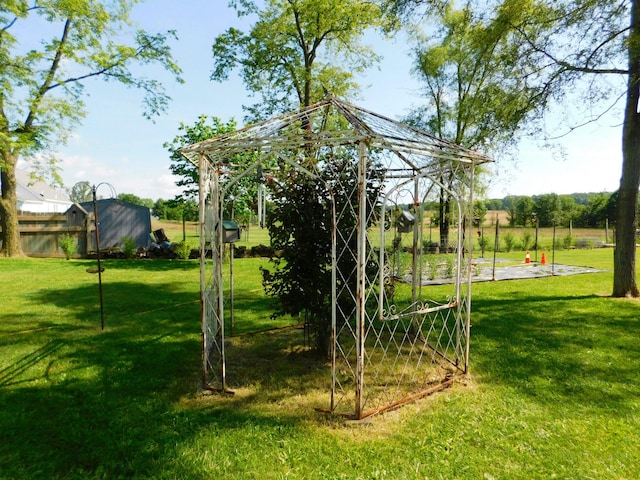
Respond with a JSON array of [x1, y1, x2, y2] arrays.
[[425, 255, 440, 280], [477, 234, 490, 254], [521, 230, 533, 251], [503, 232, 516, 252], [174, 241, 192, 260], [59, 234, 77, 260], [563, 233, 574, 249], [121, 236, 138, 259]]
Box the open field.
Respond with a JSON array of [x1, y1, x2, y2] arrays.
[[1, 248, 639, 478]]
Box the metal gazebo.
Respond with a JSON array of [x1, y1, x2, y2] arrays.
[[179, 95, 492, 419]]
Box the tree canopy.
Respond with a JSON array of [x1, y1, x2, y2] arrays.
[[389, 0, 640, 297], [212, 0, 388, 119]]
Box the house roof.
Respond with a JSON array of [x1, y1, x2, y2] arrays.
[[15, 168, 70, 204]]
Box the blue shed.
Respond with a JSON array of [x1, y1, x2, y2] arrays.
[[77, 198, 152, 252]]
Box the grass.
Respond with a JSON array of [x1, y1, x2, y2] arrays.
[[0, 247, 639, 479]]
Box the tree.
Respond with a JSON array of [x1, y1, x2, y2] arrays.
[[68, 181, 92, 203], [262, 151, 384, 356], [515, 196, 536, 226], [212, 0, 388, 353], [388, 0, 640, 297], [163, 115, 258, 222], [0, 1, 182, 257], [403, 2, 545, 249], [212, 0, 387, 121], [502, 0, 640, 296], [117, 193, 153, 209]]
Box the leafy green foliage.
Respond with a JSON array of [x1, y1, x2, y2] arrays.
[[163, 115, 258, 222], [59, 234, 77, 260], [261, 151, 383, 355], [120, 235, 137, 259], [164, 116, 237, 202], [68, 181, 92, 203], [212, 0, 388, 120], [117, 193, 154, 209]]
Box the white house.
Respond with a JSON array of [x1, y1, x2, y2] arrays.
[[16, 168, 72, 213]]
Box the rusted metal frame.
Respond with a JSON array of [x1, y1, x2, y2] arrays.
[[317, 375, 457, 420], [354, 141, 369, 419], [411, 176, 422, 334], [451, 165, 474, 369], [330, 187, 338, 413], [179, 99, 334, 153], [463, 163, 476, 373], [211, 164, 227, 391], [183, 136, 490, 169], [198, 153, 208, 389], [381, 301, 459, 322]]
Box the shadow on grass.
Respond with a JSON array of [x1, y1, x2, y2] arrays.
[[471, 290, 640, 413], [0, 279, 315, 478]]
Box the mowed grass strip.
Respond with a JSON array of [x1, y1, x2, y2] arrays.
[[0, 248, 638, 479]]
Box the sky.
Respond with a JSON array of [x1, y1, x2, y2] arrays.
[[18, 0, 625, 201]]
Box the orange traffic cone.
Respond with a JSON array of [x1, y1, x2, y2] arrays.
[[541, 252, 547, 265], [525, 251, 531, 264]]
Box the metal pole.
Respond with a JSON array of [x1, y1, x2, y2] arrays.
[[92, 185, 105, 331], [535, 216, 539, 262], [552, 221, 556, 275], [411, 179, 420, 308], [330, 189, 337, 412], [464, 165, 475, 372], [198, 155, 208, 388], [230, 197, 235, 336], [355, 142, 368, 419], [492, 215, 499, 281], [257, 183, 263, 228]]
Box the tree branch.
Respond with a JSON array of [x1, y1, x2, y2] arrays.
[[24, 17, 72, 131]]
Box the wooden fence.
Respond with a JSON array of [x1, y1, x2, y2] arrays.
[[0, 213, 91, 258]]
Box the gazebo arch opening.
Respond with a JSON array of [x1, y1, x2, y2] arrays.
[[179, 96, 492, 420]]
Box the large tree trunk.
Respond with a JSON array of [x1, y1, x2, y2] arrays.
[[0, 152, 26, 257], [613, 0, 640, 298]]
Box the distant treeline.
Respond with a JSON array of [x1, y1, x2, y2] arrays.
[[480, 192, 623, 228], [407, 191, 635, 228], [116, 194, 198, 222], [119, 191, 636, 229]]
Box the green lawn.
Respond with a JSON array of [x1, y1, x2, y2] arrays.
[[0, 248, 638, 479]]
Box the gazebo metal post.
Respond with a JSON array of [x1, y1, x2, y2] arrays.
[[198, 154, 208, 388], [354, 141, 368, 419], [329, 189, 337, 412], [464, 165, 475, 372], [213, 168, 227, 391]]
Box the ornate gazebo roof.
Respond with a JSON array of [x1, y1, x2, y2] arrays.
[[178, 95, 493, 172]]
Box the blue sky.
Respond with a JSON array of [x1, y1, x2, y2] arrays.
[[23, 0, 623, 201]]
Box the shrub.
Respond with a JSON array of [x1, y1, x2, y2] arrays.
[[563, 233, 574, 249], [521, 230, 533, 251], [174, 241, 192, 260], [443, 256, 455, 278], [425, 255, 440, 280], [59, 234, 77, 260], [121, 236, 138, 259], [503, 232, 516, 252], [477, 234, 490, 254]]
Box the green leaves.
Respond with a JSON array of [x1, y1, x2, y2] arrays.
[[213, 0, 387, 121], [0, 0, 182, 157]]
